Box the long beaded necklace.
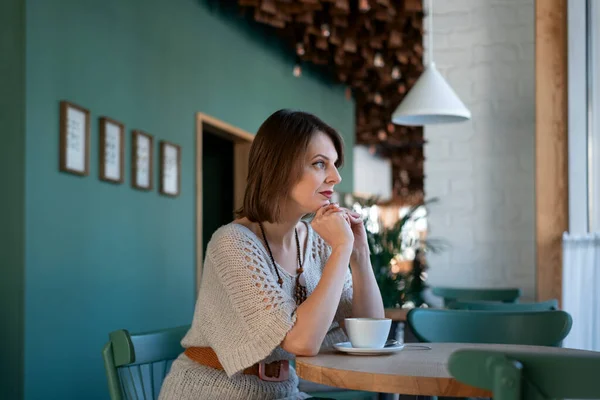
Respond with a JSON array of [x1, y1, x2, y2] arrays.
[[258, 222, 308, 306]]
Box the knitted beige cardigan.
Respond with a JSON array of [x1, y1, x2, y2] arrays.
[[159, 222, 353, 400]]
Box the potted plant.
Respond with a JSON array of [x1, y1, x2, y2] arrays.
[[340, 194, 445, 309]]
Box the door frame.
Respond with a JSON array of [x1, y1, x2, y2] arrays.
[[535, 0, 568, 304], [196, 112, 254, 293]]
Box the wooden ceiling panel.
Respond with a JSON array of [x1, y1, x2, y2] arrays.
[[232, 0, 425, 204]]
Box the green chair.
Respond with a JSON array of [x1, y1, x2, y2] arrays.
[[448, 299, 558, 312], [406, 309, 572, 347], [448, 348, 600, 400], [302, 385, 378, 400], [102, 325, 189, 400], [103, 326, 375, 400], [432, 287, 521, 306]]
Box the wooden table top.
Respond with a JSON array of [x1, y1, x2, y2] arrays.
[[296, 342, 589, 396]]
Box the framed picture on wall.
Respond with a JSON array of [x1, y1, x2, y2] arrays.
[[131, 130, 153, 191], [99, 117, 125, 184], [59, 100, 90, 176], [159, 140, 181, 197]]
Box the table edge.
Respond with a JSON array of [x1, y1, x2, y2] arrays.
[[295, 359, 491, 397]]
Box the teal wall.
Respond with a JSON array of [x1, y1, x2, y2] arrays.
[[23, 0, 354, 398], [0, 0, 25, 398]]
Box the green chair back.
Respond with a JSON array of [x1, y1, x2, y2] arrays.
[[432, 287, 521, 306], [103, 327, 375, 400], [102, 325, 189, 400], [448, 348, 600, 400], [406, 309, 572, 347], [448, 299, 558, 312]]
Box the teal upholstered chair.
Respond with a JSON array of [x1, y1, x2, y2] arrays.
[[448, 299, 558, 312], [432, 287, 521, 306], [448, 348, 600, 400], [406, 309, 572, 347]]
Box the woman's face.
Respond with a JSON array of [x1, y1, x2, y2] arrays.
[[288, 131, 342, 215]]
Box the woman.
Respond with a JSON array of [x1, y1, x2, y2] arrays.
[[159, 109, 384, 400]]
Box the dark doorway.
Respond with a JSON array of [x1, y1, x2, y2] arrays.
[[202, 131, 234, 258]]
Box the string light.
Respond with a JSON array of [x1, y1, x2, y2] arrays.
[[296, 42, 305, 56], [391, 66, 401, 80], [293, 62, 302, 77], [293, 54, 302, 77], [374, 52, 384, 68], [320, 23, 330, 37]]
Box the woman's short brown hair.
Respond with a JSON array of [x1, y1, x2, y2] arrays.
[[236, 109, 344, 223]]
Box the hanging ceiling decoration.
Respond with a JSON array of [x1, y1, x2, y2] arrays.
[[233, 0, 425, 204]]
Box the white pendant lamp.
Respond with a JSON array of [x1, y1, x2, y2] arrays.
[[392, 0, 471, 126]]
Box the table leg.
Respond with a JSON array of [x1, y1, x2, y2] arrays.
[[379, 323, 433, 400]]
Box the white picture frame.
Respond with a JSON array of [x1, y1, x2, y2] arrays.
[[131, 130, 153, 191], [159, 140, 181, 197], [99, 117, 125, 184], [59, 100, 90, 176]]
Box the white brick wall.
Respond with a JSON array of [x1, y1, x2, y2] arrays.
[[353, 145, 393, 201], [424, 0, 536, 300]]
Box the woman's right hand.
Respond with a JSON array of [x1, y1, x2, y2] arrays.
[[311, 203, 354, 250]]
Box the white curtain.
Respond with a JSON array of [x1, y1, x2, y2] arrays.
[[562, 232, 600, 350]]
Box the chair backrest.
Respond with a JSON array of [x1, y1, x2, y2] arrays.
[[406, 309, 572, 347], [448, 348, 600, 400], [102, 325, 190, 400], [432, 287, 521, 306], [448, 299, 559, 312]]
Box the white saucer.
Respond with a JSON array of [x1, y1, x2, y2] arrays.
[[333, 342, 405, 356]]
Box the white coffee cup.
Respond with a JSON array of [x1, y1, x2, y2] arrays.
[[344, 318, 392, 349]]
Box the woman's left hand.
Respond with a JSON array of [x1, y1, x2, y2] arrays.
[[330, 204, 370, 261]]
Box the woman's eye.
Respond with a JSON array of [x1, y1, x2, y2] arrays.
[[313, 161, 326, 169]]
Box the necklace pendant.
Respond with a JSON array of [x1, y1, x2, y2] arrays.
[[259, 222, 307, 305], [295, 283, 307, 305]]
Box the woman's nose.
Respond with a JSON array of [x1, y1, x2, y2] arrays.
[[327, 167, 342, 185]]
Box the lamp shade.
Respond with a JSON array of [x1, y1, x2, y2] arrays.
[[392, 62, 471, 126]]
